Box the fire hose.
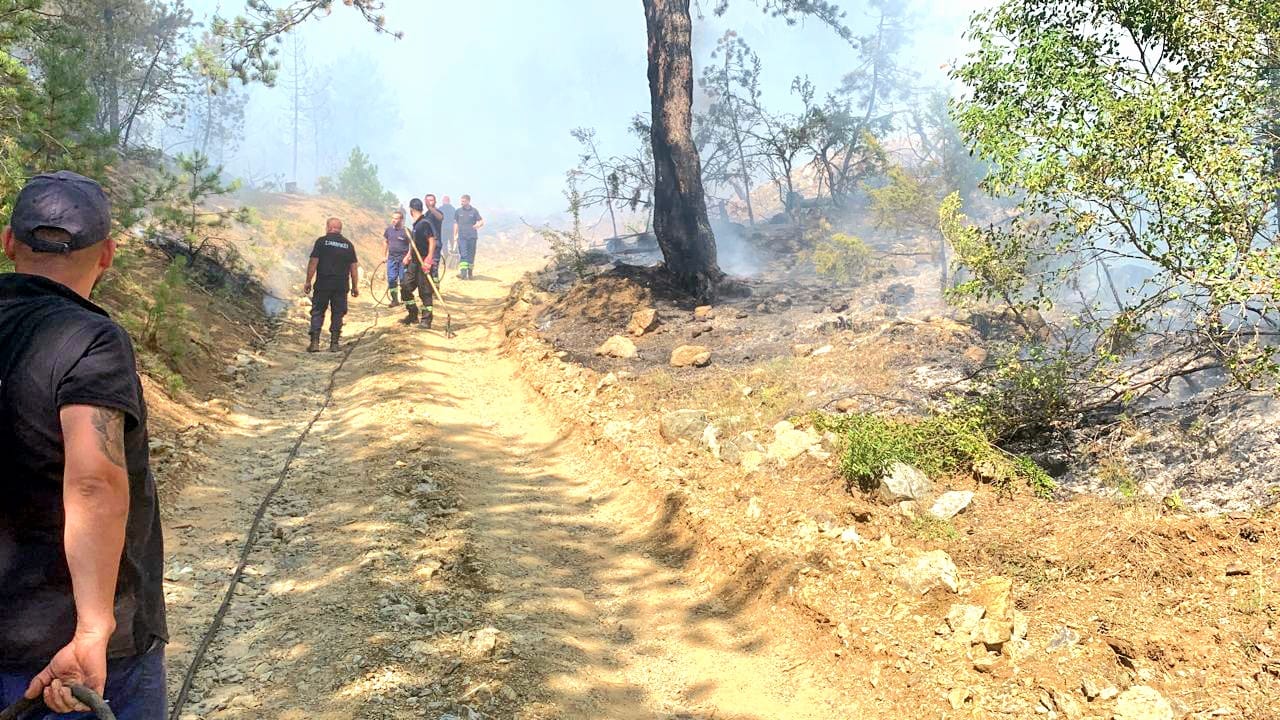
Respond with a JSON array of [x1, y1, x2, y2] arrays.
[[0, 685, 116, 720]]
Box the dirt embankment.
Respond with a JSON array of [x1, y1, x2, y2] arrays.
[[499, 267, 1280, 720]]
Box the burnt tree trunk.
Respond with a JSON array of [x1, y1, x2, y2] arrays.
[[643, 0, 724, 300]]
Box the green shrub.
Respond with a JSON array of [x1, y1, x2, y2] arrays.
[[143, 257, 191, 364], [956, 347, 1073, 441], [816, 411, 1054, 497], [812, 231, 878, 284]]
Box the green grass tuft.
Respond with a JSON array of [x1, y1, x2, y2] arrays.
[[815, 411, 1055, 498]]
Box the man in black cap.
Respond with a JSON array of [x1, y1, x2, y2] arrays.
[[303, 217, 360, 353], [0, 171, 168, 718], [400, 197, 437, 329]]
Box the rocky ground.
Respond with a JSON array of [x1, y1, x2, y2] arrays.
[[161, 261, 864, 719], [152, 227, 1280, 719]]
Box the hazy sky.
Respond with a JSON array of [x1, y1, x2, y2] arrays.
[[185, 1, 995, 218]]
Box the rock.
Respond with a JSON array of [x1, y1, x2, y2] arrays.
[[945, 604, 986, 641], [701, 425, 721, 457], [740, 450, 764, 473], [972, 653, 998, 673], [963, 345, 989, 367], [1082, 676, 1103, 701], [875, 462, 933, 503], [1047, 626, 1081, 653], [976, 618, 1013, 650], [693, 305, 715, 321], [670, 345, 712, 368], [834, 397, 860, 413], [595, 335, 637, 359], [948, 687, 972, 710], [970, 576, 1013, 620], [767, 424, 820, 464], [659, 410, 710, 443], [894, 550, 960, 595], [1049, 688, 1085, 720], [691, 323, 714, 338], [811, 344, 833, 357], [746, 496, 764, 519], [1105, 636, 1139, 663], [1112, 686, 1173, 720], [627, 308, 658, 336], [839, 528, 862, 544], [928, 491, 975, 520], [792, 343, 815, 358], [470, 627, 502, 657], [771, 293, 792, 308], [879, 282, 916, 306], [1226, 562, 1250, 576]]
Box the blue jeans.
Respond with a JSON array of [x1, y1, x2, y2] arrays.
[[386, 255, 406, 288], [0, 643, 166, 720]]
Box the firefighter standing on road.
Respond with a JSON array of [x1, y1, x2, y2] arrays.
[[400, 198, 437, 330], [304, 217, 359, 353], [454, 194, 484, 280]]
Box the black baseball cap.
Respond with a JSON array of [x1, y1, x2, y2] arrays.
[[10, 171, 111, 253]]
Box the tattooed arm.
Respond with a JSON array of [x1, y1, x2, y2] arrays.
[[25, 405, 129, 712]]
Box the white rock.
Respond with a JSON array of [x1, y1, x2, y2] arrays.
[[876, 462, 933, 503], [929, 491, 975, 520], [746, 496, 764, 519], [1112, 686, 1173, 720], [894, 550, 960, 595], [595, 335, 637, 359], [701, 424, 721, 457]]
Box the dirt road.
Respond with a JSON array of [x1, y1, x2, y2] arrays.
[[162, 263, 858, 719]]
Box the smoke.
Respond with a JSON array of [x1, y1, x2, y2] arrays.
[[710, 219, 767, 277]]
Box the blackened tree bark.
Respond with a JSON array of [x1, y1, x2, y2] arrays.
[[644, 0, 724, 300]]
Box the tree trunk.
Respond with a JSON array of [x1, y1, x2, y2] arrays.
[[644, 0, 723, 299], [104, 6, 121, 138]]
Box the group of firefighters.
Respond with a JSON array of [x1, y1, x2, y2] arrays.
[[304, 192, 484, 352]]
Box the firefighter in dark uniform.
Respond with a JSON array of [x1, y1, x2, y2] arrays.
[[453, 194, 484, 280], [400, 198, 437, 329], [303, 217, 359, 353]]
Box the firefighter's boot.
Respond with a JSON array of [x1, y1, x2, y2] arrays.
[[306, 332, 320, 353], [389, 288, 400, 307], [400, 304, 419, 326], [329, 331, 341, 353], [419, 310, 434, 330]]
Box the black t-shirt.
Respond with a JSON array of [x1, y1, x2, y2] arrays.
[[425, 209, 443, 244], [455, 205, 483, 240], [0, 274, 167, 666], [310, 233, 358, 287], [410, 215, 437, 265]]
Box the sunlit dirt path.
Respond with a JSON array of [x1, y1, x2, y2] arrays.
[[161, 259, 860, 719]]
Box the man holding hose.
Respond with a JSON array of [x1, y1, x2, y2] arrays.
[[0, 172, 167, 718], [399, 197, 437, 330]]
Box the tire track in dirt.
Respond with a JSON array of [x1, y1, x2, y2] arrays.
[[163, 266, 860, 719]]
